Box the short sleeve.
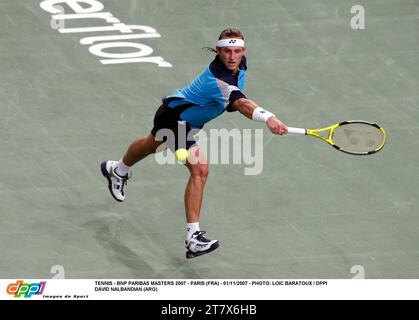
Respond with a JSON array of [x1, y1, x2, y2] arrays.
[[215, 79, 247, 112]]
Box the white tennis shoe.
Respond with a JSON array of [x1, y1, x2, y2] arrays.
[[101, 160, 131, 202], [185, 231, 220, 259]]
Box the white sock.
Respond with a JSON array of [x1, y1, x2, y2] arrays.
[[115, 158, 130, 176], [186, 222, 200, 241]]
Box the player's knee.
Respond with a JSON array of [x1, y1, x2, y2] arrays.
[[190, 163, 208, 181], [147, 135, 164, 153], [200, 164, 209, 180], [151, 141, 162, 153]]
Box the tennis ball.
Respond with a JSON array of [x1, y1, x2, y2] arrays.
[[175, 148, 189, 161]]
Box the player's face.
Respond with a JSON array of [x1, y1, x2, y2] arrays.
[[216, 45, 245, 72]]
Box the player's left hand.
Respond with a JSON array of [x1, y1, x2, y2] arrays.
[[267, 117, 288, 135]]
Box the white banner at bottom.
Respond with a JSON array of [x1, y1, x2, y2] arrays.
[[1, 279, 418, 300]]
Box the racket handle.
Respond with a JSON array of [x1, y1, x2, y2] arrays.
[[287, 127, 306, 135]]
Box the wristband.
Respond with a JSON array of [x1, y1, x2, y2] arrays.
[[252, 107, 275, 123]]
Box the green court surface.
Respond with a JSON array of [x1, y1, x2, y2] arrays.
[[1, 0, 418, 279]]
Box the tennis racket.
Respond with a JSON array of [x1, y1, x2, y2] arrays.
[[287, 120, 386, 155]]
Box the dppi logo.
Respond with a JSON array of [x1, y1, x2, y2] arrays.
[[6, 280, 46, 298]]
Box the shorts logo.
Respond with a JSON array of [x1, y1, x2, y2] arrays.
[[6, 280, 46, 298]]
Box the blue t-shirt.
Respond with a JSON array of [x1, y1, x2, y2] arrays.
[[162, 55, 247, 129]]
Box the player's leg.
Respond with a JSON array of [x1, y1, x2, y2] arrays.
[[184, 146, 219, 258], [184, 145, 208, 223], [101, 104, 171, 202], [122, 134, 164, 166]]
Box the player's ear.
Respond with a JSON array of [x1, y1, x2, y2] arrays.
[[215, 47, 221, 55]]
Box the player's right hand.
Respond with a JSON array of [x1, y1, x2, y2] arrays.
[[267, 117, 288, 135]]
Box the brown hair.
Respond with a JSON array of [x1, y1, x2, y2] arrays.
[[218, 28, 245, 40], [203, 28, 245, 53]]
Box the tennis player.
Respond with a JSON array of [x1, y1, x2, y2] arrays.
[[101, 28, 288, 258]]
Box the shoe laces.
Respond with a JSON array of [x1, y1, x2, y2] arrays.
[[185, 231, 211, 248], [193, 231, 210, 243], [124, 171, 132, 185], [112, 168, 132, 185]]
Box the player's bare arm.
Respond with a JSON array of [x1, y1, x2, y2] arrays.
[[232, 98, 288, 135]]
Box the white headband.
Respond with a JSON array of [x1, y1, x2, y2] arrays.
[[216, 38, 245, 48]]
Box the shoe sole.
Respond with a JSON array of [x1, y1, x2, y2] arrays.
[[186, 241, 220, 259], [101, 161, 123, 202]]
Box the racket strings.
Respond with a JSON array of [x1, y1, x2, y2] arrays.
[[331, 123, 385, 154]]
